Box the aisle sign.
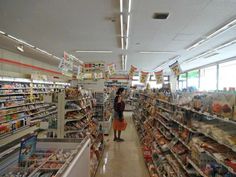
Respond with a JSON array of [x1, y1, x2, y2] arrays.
[[140, 71, 149, 84], [129, 65, 137, 79], [154, 70, 163, 84], [108, 63, 116, 75], [169, 61, 181, 76]]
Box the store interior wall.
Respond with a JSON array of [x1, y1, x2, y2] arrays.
[[0, 48, 59, 75]]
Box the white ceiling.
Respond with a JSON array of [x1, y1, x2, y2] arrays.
[[0, 0, 236, 72]]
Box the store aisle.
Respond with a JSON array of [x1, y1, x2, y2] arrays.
[[95, 112, 150, 177]]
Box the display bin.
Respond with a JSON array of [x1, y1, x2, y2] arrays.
[[0, 137, 90, 177]]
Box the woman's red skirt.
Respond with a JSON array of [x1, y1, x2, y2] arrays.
[[113, 119, 127, 131]]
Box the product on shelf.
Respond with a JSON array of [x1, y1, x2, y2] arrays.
[[133, 90, 236, 177], [0, 138, 89, 177]]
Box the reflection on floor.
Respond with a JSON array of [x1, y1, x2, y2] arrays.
[[95, 112, 150, 177]]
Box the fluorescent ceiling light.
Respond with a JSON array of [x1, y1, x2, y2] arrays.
[[36, 47, 51, 55], [186, 39, 236, 63], [21, 41, 34, 48], [169, 55, 180, 61], [127, 15, 130, 37], [186, 39, 205, 51], [214, 39, 236, 50], [187, 18, 236, 51], [0, 30, 6, 35], [121, 55, 127, 70], [120, 14, 124, 37], [120, 0, 123, 13], [16, 45, 24, 52], [75, 50, 112, 53], [7, 34, 35, 48], [203, 52, 219, 58], [153, 56, 180, 71], [128, 0, 132, 13], [121, 37, 124, 50], [53, 56, 61, 60], [206, 19, 236, 39], [125, 38, 129, 50], [124, 55, 128, 70], [140, 51, 175, 54]]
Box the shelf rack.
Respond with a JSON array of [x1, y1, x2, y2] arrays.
[[137, 91, 236, 176]]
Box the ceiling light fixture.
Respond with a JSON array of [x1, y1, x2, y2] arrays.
[[121, 38, 124, 50], [203, 52, 219, 59], [0, 30, 6, 35], [121, 55, 124, 70], [186, 17, 236, 51], [140, 51, 175, 54], [53, 56, 61, 60], [16, 45, 24, 52], [7, 34, 35, 48], [125, 38, 129, 50], [152, 55, 180, 71], [36, 48, 52, 56], [120, 14, 124, 37], [121, 55, 127, 70], [120, 0, 123, 13], [128, 0, 132, 13], [185, 39, 236, 64], [206, 19, 236, 40], [75, 50, 113, 53], [127, 15, 130, 37], [186, 39, 205, 51], [214, 39, 236, 50], [124, 55, 127, 70]]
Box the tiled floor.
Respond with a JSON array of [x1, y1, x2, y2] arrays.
[[95, 112, 150, 177]]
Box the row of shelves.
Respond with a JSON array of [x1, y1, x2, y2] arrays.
[[137, 92, 236, 177]]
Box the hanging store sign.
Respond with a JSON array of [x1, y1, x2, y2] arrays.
[[94, 72, 103, 80], [104, 71, 110, 80], [108, 63, 116, 76], [83, 62, 105, 70], [129, 65, 137, 79], [140, 71, 149, 84], [169, 61, 181, 77], [58, 52, 74, 73], [63, 51, 74, 71], [154, 70, 163, 84]]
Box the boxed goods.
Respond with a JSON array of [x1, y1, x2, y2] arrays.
[[0, 137, 90, 177]]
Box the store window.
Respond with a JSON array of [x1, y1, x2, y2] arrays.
[[187, 70, 199, 89], [131, 75, 162, 88], [178, 73, 187, 90], [219, 60, 236, 90], [199, 65, 217, 91]]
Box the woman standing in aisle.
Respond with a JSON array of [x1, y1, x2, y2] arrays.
[[113, 87, 126, 142]]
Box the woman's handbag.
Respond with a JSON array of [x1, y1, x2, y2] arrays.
[[120, 119, 127, 131]]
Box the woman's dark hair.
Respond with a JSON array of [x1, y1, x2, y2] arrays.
[[116, 87, 124, 95]]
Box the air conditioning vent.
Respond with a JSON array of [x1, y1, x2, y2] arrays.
[[153, 13, 169, 19]]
